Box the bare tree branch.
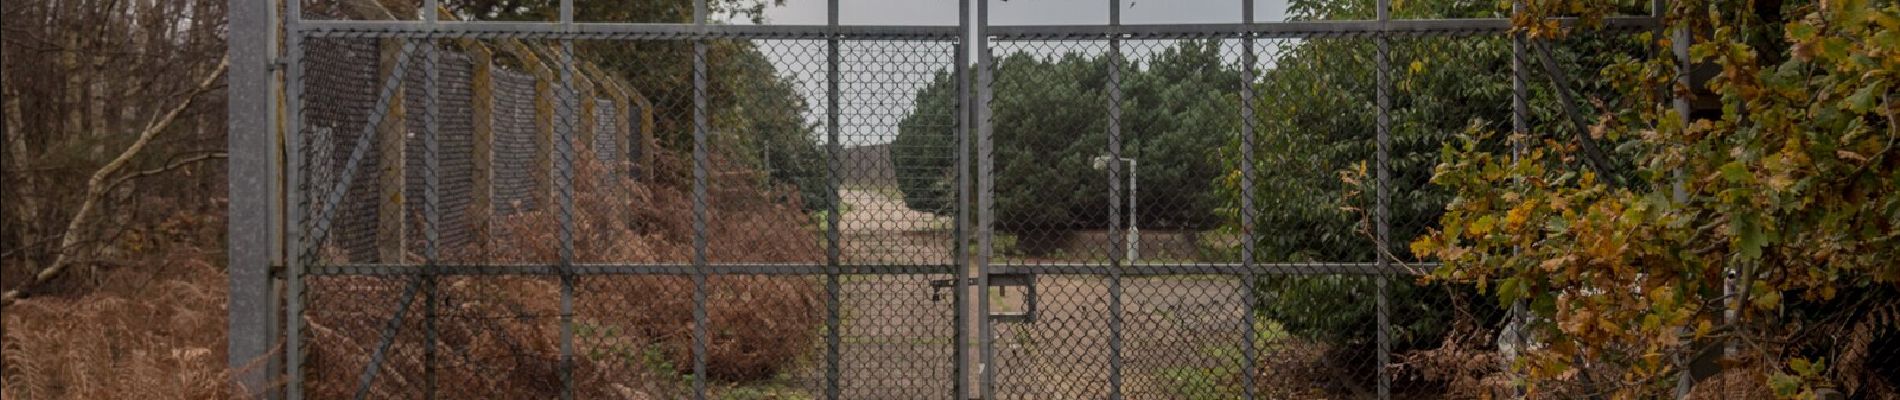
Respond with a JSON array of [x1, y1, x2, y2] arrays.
[[103, 151, 228, 193], [2, 56, 228, 308]]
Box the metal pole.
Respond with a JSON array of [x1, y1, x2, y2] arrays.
[[823, 0, 843, 397], [554, 5, 578, 400], [1672, 2, 1717, 396], [691, 1, 711, 397], [552, 2, 579, 396], [1509, 2, 1532, 398], [1238, 0, 1260, 397], [421, 32, 442, 400], [556, 41, 578, 400], [227, 0, 280, 396], [1373, 1, 1393, 399], [282, 0, 307, 397], [1105, 0, 1126, 397], [1127, 158, 1137, 263], [975, 0, 996, 397], [954, 0, 973, 397]]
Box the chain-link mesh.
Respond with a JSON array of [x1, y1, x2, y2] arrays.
[[292, 33, 966, 399], [971, 34, 1534, 399], [492, 67, 542, 215], [281, 6, 1654, 400]]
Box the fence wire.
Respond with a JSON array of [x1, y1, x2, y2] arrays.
[[282, 10, 1659, 400]]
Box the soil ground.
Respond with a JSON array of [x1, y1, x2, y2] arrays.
[[817, 187, 1254, 400]]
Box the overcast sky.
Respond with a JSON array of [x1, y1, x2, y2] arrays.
[[714, 0, 1301, 147]]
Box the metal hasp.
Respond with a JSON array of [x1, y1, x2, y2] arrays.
[[929, 274, 1036, 323]]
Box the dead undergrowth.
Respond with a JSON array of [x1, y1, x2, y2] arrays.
[[4, 146, 825, 398]]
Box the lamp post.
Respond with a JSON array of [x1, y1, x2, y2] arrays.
[[1092, 155, 1137, 263]]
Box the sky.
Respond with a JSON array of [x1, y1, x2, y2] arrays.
[[714, 0, 1301, 147]]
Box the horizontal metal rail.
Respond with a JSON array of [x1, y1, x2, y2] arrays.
[[307, 261, 1437, 276], [987, 16, 1659, 39], [309, 263, 961, 276], [994, 262, 1436, 276], [295, 21, 962, 40]]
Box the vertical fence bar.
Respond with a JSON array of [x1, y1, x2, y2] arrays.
[[227, 0, 279, 396], [1661, 1, 1704, 396], [954, 0, 973, 395], [555, 41, 578, 400], [422, 36, 442, 400], [555, 2, 578, 395], [283, 0, 306, 397], [691, 3, 711, 395], [1238, 0, 1259, 398], [975, 0, 996, 397], [1373, 1, 1393, 399], [551, 6, 578, 400], [1509, 3, 1534, 398], [1509, 2, 1532, 399], [823, 0, 844, 398], [1104, 1, 1126, 398]]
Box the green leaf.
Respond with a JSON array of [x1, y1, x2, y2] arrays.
[[1498, 276, 1523, 303], [1739, 217, 1767, 260], [1790, 357, 1816, 376], [1845, 84, 1880, 113], [1787, 23, 1818, 42], [1720, 161, 1754, 184]]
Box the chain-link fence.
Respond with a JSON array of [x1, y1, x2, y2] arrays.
[[266, 1, 1662, 399]]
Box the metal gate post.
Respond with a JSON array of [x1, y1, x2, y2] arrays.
[[421, 7, 444, 394], [283, 0, 307, 397], [555, 1, 579, 395], [691, 0, 712, 397], [1104, 0, 1127, 398], [823, 0, 845, 397], [227, 0, 281, 396], [975, 0, 997, 397], [1373, 1, 1394, 399], [1238, 1, 1260, 398], [954, 0, 974, 397], [1509, 1, 1532, 398]]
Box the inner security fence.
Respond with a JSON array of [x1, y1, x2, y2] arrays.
[[230, 0, 1665, 398]]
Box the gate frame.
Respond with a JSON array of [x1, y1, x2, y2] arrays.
[[226, 1, 1674, 399]]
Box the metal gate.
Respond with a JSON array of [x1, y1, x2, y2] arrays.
[[227, 0, 1659, 398]]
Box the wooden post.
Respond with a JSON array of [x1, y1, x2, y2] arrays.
[[376, 39, 408, 263], [464, 40, 497, 242], [634, 91, 655, 182]]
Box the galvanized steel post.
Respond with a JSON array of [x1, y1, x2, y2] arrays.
[[691, 1, 712, 398], [954, 0, 974, 397], [554, 0, 579, 392], [421, 18, 443, 397], [823, 0, 845, 397], [1105, 0, 1126, 398], [227, 0, 280, 396], [1373, 0, 1394, 399], [975, 0, 997, 397], [283, 0, 307, 397], [1239, 1, 1260, 399]]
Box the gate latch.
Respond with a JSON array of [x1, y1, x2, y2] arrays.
[[927, 273, 1037, 323]]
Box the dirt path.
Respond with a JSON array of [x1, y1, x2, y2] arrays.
[[835, 187, 955, 264], [817, 187, 961, 399], [822, 188, 1253, 400]]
